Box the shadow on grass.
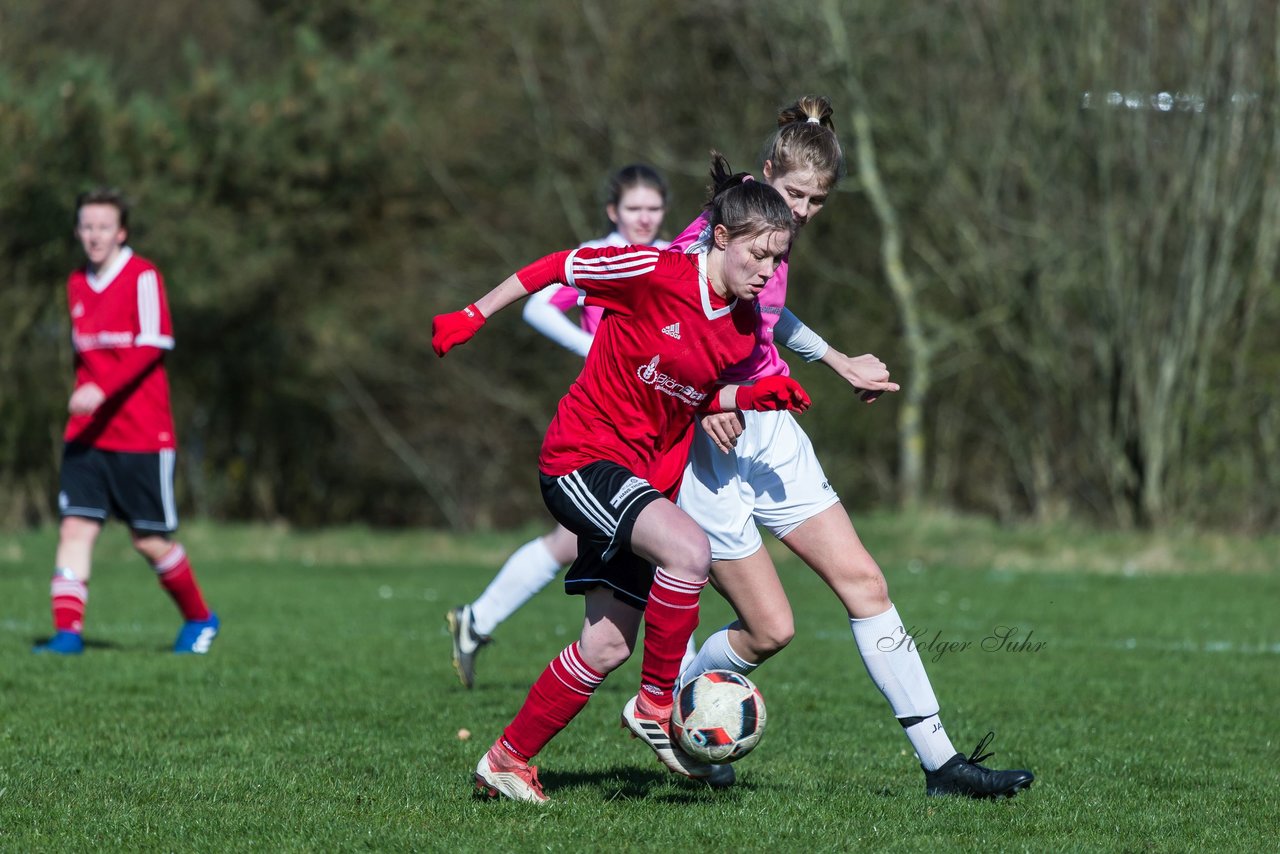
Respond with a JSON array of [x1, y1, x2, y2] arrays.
[[543, 764, 754, 802], [29, 635, 128, 653]]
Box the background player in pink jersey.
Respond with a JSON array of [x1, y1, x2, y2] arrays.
[[34, 188, 219, 656], [671, 97, 1034, 798], [432, 159, 810, 803], [445, 164, 673, 689]]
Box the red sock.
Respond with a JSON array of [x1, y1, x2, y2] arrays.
[[51, 569, 88, 633], [152, 544, 211, 621], [639, 567, 707, 707], [500, 643, 604, 761]]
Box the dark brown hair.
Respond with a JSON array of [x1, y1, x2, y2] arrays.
[[704, 152, 795, 244], [74, 187, 130, 230], [605, 163, 668, 208]]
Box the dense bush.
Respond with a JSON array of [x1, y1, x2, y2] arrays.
[[1, 1, 1276, 531]]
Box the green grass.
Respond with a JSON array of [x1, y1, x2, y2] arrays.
[[1, 516, 1278, 852]]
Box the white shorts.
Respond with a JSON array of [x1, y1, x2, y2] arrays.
[[677, 409, 840, 561]]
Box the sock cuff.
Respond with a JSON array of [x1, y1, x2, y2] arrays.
[[720, 630, 758, 672], [152, 543, 186, 574], [850, 603, 901, 629], [849, 603, 903, 651], [551, 642, 605, 695], [51, 575, 88, 601], [653, 567, 707, 593]]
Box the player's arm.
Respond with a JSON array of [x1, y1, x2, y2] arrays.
[[69, 347, 164, 415], [433, 246, 646, 357], [702, 376, 811, 415], [695, 376, 812, 454], [432, 252, 568, 357], [522, 285, 592, 357], [776, 307, 900, 403], [69, 267, 173, 416]]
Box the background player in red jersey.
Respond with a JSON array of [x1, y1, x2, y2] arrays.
[[433, 158, 809, 802], [34, 188, 219, 656]]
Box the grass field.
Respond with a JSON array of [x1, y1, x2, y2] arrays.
[[1, 515, 1277, 852]]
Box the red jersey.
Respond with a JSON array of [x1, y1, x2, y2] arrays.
[[64, 248, 177, 452], [518, 245, 757, 486]]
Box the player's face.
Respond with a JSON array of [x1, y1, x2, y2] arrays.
[[608, 185, 666, 246], [716, 226, 790, 302], [763, 163, 829, 228], [76, 204, 127, 271]]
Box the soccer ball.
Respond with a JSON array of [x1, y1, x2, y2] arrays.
[[672, 670, 767, 763]]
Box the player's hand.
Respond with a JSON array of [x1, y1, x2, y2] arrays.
[[68, 382, 106, 416], [431, 304, 486, 357], [829, 351, 899, 404], [736, 376, 811, 413], [701, 411, 745, 454]]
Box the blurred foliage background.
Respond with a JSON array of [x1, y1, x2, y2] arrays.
[[1, 0, 1277, 532]]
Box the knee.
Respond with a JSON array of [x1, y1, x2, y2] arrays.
[[741, 616, 795, 659], [844, 559, 891, 612], [579, 636, 634, 674], [131, 534, 173, 563], [59, 516, 100, 546], [660, 535, 711, 581]]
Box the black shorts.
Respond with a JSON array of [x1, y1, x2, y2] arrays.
[[59, 442, 179, 533], [539, 460, 665, 609]]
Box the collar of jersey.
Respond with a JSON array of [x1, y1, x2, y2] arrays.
[[86, 247, 134, 294], [698, 251, 737, 319]]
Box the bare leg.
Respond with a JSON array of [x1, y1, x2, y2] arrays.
[[707, 548, 794, 663], [55, 516, 101, 582], [577, 587, 643, 673], [778, 503, 891, 618]]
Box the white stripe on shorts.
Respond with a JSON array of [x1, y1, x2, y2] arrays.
[[559, 470, 619, 536], [160, 449, 177, 530]]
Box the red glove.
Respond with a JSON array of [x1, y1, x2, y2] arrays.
[[431, 304, 486, 357], [735, 376, 811, 412]]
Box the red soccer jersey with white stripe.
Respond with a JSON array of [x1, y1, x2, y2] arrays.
[[64, 248, 177, 451], [517, 245, 757, 487]]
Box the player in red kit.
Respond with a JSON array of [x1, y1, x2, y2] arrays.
[[433, 156, 809, 803], [34, 188, 219, 656], [445, 164, 675, 689]]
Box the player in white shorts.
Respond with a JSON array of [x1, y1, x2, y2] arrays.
[[680, 407, 838, 561], [673, 96, 1034, 799]]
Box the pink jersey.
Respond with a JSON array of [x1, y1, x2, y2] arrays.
[[517, 245, 757, 483], [64, 249, 177, 452], [545, 231, 670, 338], [668, 212, 791, 383]]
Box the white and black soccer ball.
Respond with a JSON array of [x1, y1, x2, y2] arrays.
[[672, 670, 767, 764]]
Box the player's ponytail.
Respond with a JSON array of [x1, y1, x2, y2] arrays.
[[704, 151, 793, 243], [706, 151, 755, 200], [759, 94, 845, 189]]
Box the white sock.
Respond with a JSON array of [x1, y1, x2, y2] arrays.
[[850, 604, 957, 771], [470, 536, 562, 636], [678, 633, 699, 682], [678, 623, 757, 687]]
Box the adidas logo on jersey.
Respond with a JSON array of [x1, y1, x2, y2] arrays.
[[661, 322, 681, 339]]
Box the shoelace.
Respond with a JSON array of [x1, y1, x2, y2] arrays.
[[526, 765, 545, 796], [966, 731, 997, 767]]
